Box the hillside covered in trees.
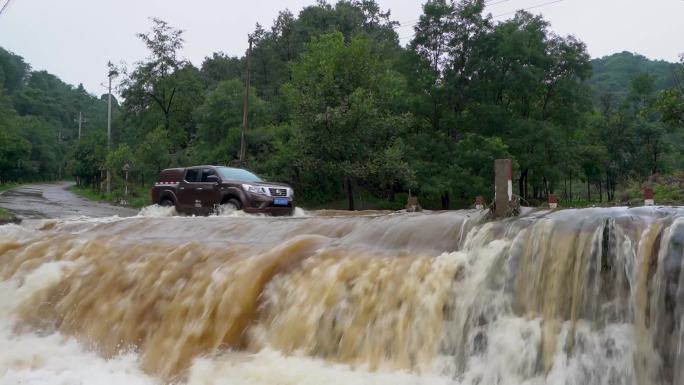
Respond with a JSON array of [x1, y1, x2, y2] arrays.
[[0, 47, 109, 182], [590, 51, 679, 103], [1, 0, 683, 210]]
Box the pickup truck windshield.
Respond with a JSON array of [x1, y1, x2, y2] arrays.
[[217, 167, 263, 182]]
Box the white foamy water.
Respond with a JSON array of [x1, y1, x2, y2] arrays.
[[0, 208, 682, 385], [0, 253, 652, 385], [136, 204, 310, 218], [186, 349, 455, 385], [137, 204, 178, 218], [0, 262, 157, 385], [0, 264, 452, 385]]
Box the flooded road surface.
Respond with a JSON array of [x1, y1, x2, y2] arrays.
[[0, 195, 683, 384], [0, 182, 137, 219]]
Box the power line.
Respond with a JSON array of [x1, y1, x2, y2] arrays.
[[393, 0, 517, 31], [393, 1, 504, 29], [0, 0, 12, 17], [396, 0, 562, 44], [492, 0, 564, 17], [394, 18, 419, 29], [486, 0, 514, 6]]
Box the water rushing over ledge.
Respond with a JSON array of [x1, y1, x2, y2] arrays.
[[0, 207, 682, 385]]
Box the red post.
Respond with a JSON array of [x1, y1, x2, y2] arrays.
[[644, 187, 654, 206], [548, 194, 558, 209]]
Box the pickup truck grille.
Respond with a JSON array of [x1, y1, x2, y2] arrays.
[[269, 188, 287, 197]]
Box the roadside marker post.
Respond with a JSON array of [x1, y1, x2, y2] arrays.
[[494, 159, 513, 218], [644, 187, 654, 206], [548, 194, 558, 209]]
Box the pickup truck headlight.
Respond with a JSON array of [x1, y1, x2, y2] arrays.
[[243, 184, 269, 196]]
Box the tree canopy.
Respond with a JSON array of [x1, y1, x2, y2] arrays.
[[2, 0, 683, 210]]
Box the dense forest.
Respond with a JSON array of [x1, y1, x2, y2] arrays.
[[590, 52, 679, 103], [1, 0, 683, 209]]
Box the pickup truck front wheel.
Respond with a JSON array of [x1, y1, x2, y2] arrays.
[[222, 198, 242, 210], [160, 198, 174, 207]]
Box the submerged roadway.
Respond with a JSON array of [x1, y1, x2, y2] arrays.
[[0, 182, 138, 219]]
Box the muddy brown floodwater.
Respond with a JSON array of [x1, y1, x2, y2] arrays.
[[0, 183, 682, 385]]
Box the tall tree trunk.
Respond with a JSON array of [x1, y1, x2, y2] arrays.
[[598, 181, 603, 202], [543, 176, 549, 199], [346, 177, 355, 211], [587, 180, 591, 201], [519, 168, 529, 201]]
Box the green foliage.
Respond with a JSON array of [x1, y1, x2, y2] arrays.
[[0, 46, 108, 183], [200, 53, 243, 88], [66, 133, 105, 182], [4, 1, 684, 210], [0, 125, 31, 181], [0, 48, 29, 92], [193, 79, 265, 165], [285, 32, 414, 208], [0, 207, 18, 223], [106, 144, 135, 178], [590, 52, 677, 103], [136, 127, 171, 173], [657, 88, 684, 126]]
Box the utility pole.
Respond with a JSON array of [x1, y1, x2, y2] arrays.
[[74, 112, 87, 139], [57, 128, 62, 180], [73, 112, 87, 186], [106, 62, 118, 195], [239, 38, 253, 164]]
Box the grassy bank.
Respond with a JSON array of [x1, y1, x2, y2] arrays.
[[69, 184, 151, 209], [0, 182, 21, 194], [0, 207, 18, 224], [0, 183, 21, 224], [621, 175, 684, 206]]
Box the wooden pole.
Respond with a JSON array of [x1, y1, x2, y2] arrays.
[[239, 38, 253, 164]]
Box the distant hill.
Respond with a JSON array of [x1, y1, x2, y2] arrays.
[[589, 51, 678, 102]]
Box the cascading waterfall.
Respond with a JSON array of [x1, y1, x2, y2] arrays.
[[0, 207, 681, 385]]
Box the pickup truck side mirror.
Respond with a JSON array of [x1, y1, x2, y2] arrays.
[[206, 175, 220, 184]]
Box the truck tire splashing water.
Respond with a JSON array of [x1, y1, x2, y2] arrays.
[[0, 208, 682, 385]]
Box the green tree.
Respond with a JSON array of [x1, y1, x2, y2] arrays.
[[286, 32, 413, 209], [120, 18, 202, 149], [66, 133, 106, 187], [194, 79, 265, 165], [0, 126, 31, 182], [200, 52, 243, 88], [0, 47, 29, 92]]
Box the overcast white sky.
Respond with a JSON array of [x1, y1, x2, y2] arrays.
[[0, 0, 682, 96]]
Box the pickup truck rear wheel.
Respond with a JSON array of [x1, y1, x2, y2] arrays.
[[160, 198, 174, 207]]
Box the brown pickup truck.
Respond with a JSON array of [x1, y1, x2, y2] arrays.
[[150, 165, 295, 216]]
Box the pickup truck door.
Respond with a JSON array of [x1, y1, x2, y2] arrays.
[[177, 168, 201, 212], [197, 168, 222, 213]]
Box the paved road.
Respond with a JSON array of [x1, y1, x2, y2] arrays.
[[0, 182, 138, 219]]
